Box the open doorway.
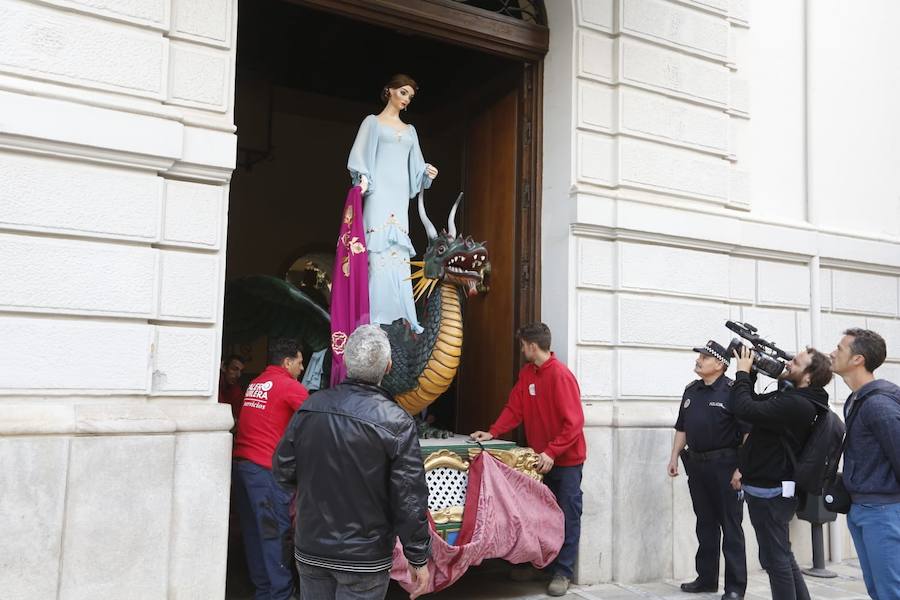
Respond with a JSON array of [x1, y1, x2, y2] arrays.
[[225, 0, 545, 595]]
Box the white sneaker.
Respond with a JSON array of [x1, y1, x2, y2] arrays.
[[547, 575, 570, 596]]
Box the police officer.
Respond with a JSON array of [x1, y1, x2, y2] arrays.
[[668, 340, 748, 600]]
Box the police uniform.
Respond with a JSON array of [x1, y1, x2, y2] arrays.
[[675, 341, 748, 597]]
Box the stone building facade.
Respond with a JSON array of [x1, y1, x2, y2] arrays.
[[1, 0, 898, 597], [541, 0, 900, 584]]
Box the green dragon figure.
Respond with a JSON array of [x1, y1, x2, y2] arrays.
[[380, 191, 488, 415], [223, 190, 488, 421]]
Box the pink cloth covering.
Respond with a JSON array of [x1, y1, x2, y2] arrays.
[[329, 186, 370, 386], [391, 452, 564, 594]]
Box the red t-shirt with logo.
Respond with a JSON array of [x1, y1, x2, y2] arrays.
[[233, 365, 309, 469], [488, 353, 586, 466]]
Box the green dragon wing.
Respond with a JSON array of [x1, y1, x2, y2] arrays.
[[223, 275, 331, 352]]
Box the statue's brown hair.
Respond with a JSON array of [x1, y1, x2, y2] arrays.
[[381, 74, 418, 104]]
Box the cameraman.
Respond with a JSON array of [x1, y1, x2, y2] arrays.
[[668, 340, 748, 600], [729, 346, 832, 600]]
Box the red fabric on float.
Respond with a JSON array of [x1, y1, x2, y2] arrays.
[[391, 451, 564, 594]]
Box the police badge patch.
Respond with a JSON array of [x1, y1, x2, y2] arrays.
[[683, 398, 691, 408]]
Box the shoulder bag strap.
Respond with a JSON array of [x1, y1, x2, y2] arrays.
[[824, 395, 865, 482]]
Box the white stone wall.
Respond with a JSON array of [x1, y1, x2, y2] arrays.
[[544, 0, 900, 585], [0, 0, 236, 597]]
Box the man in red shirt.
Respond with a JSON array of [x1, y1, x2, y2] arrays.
[[471, 322, 586, 597], [233, 338, 308, 600], [218, 354, 245, 425]]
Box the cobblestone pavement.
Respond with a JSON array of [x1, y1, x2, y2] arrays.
[[383, 560, 868, 599]]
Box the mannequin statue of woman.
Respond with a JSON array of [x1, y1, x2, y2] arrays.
[[347, 74, 439, 334]]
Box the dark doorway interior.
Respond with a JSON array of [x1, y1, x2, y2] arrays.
[[226, 1, 535, 596], [228, 0, 525, 426]]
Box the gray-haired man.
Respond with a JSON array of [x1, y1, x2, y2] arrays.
[[273, 324, 432, 600]]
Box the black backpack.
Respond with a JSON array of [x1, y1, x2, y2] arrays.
[[782, 398, 846, 496]]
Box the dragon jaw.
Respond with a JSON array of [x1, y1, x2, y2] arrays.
[[410, 233, 489, 301], [411, 189, 489, 301]]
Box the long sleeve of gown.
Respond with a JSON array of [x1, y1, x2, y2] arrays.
[[408, 125, 433, 198], [348, 115, 379, 195]]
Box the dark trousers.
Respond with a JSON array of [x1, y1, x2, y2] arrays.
[[543, 463, 583, 580], [683, 453, 747, 593], [296, 562, 390, 600], [746, 494, 810, 600], [233, 460, 295, 600]]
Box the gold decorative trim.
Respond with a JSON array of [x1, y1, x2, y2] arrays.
[[425, 450, 468, 524], [430, 505, 464, 524], [424, 449, 469, 471], [467, 447, 542, 481]]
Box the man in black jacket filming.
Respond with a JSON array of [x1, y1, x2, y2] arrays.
[[273, 324, 431, 600], [729, 345, 833, 600]]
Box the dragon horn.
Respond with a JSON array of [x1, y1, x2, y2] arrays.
[[447, 192, 463, 239], [417, 188, 438, 240]]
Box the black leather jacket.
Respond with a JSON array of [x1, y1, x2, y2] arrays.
[[273, 380, 431, 572]]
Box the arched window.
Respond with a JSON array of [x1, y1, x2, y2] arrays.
[[450, 0, 547, 25]]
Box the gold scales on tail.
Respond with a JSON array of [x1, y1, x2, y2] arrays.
[[395, 261, 465, 414], [378, 188, 487, 416]]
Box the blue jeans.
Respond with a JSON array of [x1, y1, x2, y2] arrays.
[[233, 460, 295, 600], [542, 464, 583, 579], [296, 562, 390, 600], [848, 502, 900, 600]]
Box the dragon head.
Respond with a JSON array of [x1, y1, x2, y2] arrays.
[[411, 191, 489, 301]]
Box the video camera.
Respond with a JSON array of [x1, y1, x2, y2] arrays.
[[724, 320, 794, 379]]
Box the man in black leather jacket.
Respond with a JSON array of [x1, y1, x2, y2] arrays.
[[273, 324, 431, 600]]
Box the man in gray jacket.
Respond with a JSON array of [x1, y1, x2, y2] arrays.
[[831, 328, 900, 599]]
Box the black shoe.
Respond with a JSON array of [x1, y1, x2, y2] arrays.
[[680, 578, 717, 593], [721, 592, 743, 600]]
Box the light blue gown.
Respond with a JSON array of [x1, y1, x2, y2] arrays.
[[347, 115, 432, 333]]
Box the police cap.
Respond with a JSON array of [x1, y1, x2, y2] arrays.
[[692, 340, 730, 365]]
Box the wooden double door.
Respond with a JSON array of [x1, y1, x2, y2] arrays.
[[456, 87, 522, 435]]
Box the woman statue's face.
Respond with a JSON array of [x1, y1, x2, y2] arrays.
[[387, 85, 415, 112]]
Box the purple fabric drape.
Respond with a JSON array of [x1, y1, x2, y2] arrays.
[[329, 186, 370, 386]]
